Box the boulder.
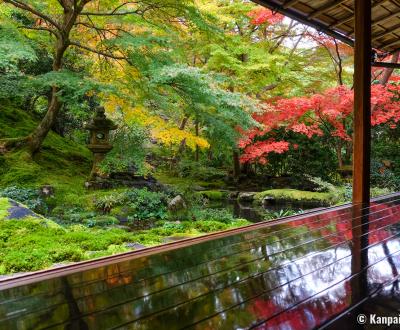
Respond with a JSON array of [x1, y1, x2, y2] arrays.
[[85, 174, 164, 191], [228, 191, 239, 200], [238, 192, 257, 202], [168, 195, 187, 212], [40, 185, 55, 198], [262, 196, 276, 206]]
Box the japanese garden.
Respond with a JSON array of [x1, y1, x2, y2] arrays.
[[0, 0, 398, 279]]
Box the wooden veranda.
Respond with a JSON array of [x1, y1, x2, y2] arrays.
[[0, 194, 400, 329], [1, 1, 400, 329]]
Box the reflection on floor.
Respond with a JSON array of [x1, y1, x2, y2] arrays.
[[1, 193, 400, 329]]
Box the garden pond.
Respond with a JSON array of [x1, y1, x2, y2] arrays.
[[205, 199, 326, 222]]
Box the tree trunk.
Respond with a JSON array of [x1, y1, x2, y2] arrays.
[[336, 144, 344, 169], [172, 116, 189, 164], [208, 149, 213, 161], [379, 51, 400, 85], [233, 151, 241, 179], [242, 162, 251, 176], [27, 4, 80, 154], [28, 89, 62, 153]]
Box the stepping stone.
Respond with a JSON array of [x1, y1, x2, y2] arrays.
[[6, 200, 40, 220]]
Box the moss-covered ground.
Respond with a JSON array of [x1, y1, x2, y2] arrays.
[[195, 190, 229, 200], [0, 104, 92, 205], [253, 189, 337, 205], [0, 197, 249, 274], [0, 106, 253, 274]]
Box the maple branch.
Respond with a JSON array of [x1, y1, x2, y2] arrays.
[[80, 2, 166, 17], [3, 0, 62, 32], [81, 10, 141, 16], [69, 41, 129, 61], [109, 1, 139, 14], [75, 21, 120, 38], [289, 27, 307, 57], [269, 20, 299, 54], [333, 39, 343, 85], [18, 25, 58, 37], [56, 0, 68, 9]]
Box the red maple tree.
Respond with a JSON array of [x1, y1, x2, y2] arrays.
[[239, 84, 400, 165]]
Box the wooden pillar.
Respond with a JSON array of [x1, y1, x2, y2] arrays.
[[352, 0, 371, 204]]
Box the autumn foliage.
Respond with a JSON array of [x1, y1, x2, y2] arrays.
[[239, 84, 400, 164], [247, 8, 284, 25]]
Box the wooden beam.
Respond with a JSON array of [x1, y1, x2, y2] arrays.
[[253, 0, 355, 47], [282, 0, 300, 9], [372, 61, 400, 68], [353, 0, 371, 204], [308, 0, 347, 19], [378, 32, 400, 49], [372, 22, 400, 40], [331, 12, 354, 28], [372, 10, 400, 27], [331, 0, 389, 29]]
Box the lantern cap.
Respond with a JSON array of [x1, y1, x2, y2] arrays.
[[85, 106, 117, 130]]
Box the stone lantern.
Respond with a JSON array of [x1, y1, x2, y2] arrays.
[[85, 106, 117, 180]]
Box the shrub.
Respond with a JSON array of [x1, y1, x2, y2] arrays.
[[92, 189, 168, 221], [159, 221, 187, 231], [99, 123, 150, 176], [124, 188, 168, 221], [304, 175, 337, 193], [93, 193, 126, 214], [370, 159, 400, 191]]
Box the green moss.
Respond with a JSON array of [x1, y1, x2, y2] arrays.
[[0, 104, 92, 205], [0, 214, 250, 274], [0, 104, 37, 139], [195, 190, 228, 201], [0, 198, 11, 220], [154, 171, 225, 189], [254, 189, 336, 205]]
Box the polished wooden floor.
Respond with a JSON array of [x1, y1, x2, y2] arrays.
[[1, 193, 400, 329]]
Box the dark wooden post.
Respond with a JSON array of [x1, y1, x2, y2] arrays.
[[352, 0, 371, 204]]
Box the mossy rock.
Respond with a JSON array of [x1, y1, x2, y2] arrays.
[[253, 189, 336, 206]]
